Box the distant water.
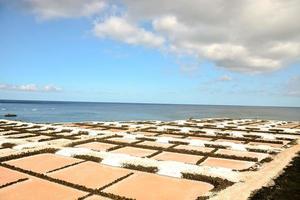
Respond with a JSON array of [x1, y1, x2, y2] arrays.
[[0, 100, 299, 123]]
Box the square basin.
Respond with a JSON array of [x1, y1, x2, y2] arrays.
[[49, 161, 132, 189], [138, 141, 173, 148], [111, 147, 157, 157], [84, 195, 112, 200], [134, 132, 159, 137], [75, 142, 117, 151], [201, 157, 255, 170], [0, 178, 86, 200], [186, 136, 213, 141], [103, 172, 214, 200], [248, 141, 284, 148], [0, 166, 28, 187], [4, 153, 82, 173], [107, 129, 125, 132], [216, 139, 245, 144], [216, 149, 269, 161], [159, 134, 185, 138], [174, 145, 214, 153], [106, 137, 139, 144]]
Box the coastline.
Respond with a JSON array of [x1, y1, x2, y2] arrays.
[[1, 100, 300, 123], [0, 118, 299, 199]]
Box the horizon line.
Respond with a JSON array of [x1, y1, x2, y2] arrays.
[[0, 99, 299, 109]]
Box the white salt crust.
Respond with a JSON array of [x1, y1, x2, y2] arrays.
[[0, 139, 23, 146], [13, 142, 48, 150], [55, 147, 240, 182], [174, 120, 187, 125], [179, 127, 193, 133], [189, 140, 205, 147], [0, 119, 289, 154], [205, 129, 216, 136], [156, 137, 172, 144], [1, 119, 297, 162]]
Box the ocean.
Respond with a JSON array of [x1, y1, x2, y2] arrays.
[[0, 100, 299, 123]]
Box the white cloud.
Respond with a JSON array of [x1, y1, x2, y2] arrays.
[[18, 84, 38, 91], [106, 0, 300, 73], [25, 0, 106, 20], [218, 75, 232, 82], [93, 16, 165, 48], [12, 0, 300, 73], [153, 15, 189, 37], [0, 84, 62, 92], [43, 85, 62, 92]]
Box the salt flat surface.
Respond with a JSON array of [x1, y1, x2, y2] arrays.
[[0, 118, 299, 199]]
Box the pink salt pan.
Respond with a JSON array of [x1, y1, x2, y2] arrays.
[[49, 161, 132, 189], [248, 141, 284, 148], [216, 139, 245, 144], [4, 153, 82, 173], [134, 131, 159, 137], [111, 146, 157, 157], [159, 133, 185, 138], [174, 144, 215, 153], [186, 136, 213, 141], [0, 178, 86, 200], [201, 157, 255, 170], [84, 195, 112, 200], [75, 142, 117, 151], [103, 172, 214, 200], [0, 166, 28, 186], [139, 141, 173, 148], [106, 137, 139, 144], [107, 129, 125, 132]]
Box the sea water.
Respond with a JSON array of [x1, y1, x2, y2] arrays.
[[0, 100, 299, 123]]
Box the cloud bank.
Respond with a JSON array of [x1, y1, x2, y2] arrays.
[[0, 84, 62, 92], [95, 0, 300, 73], [93, 16, 165, 48], [15, 0, 300, 73]]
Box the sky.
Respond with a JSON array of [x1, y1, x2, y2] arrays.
[[0, 0, 300, 107]]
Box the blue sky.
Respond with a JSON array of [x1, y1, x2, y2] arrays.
[[0, 0, 300, 107]]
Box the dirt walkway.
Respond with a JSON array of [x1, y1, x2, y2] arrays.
[[210, 140, 300, 200]]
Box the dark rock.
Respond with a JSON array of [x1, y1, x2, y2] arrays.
[[4, 113, 17, 117]]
